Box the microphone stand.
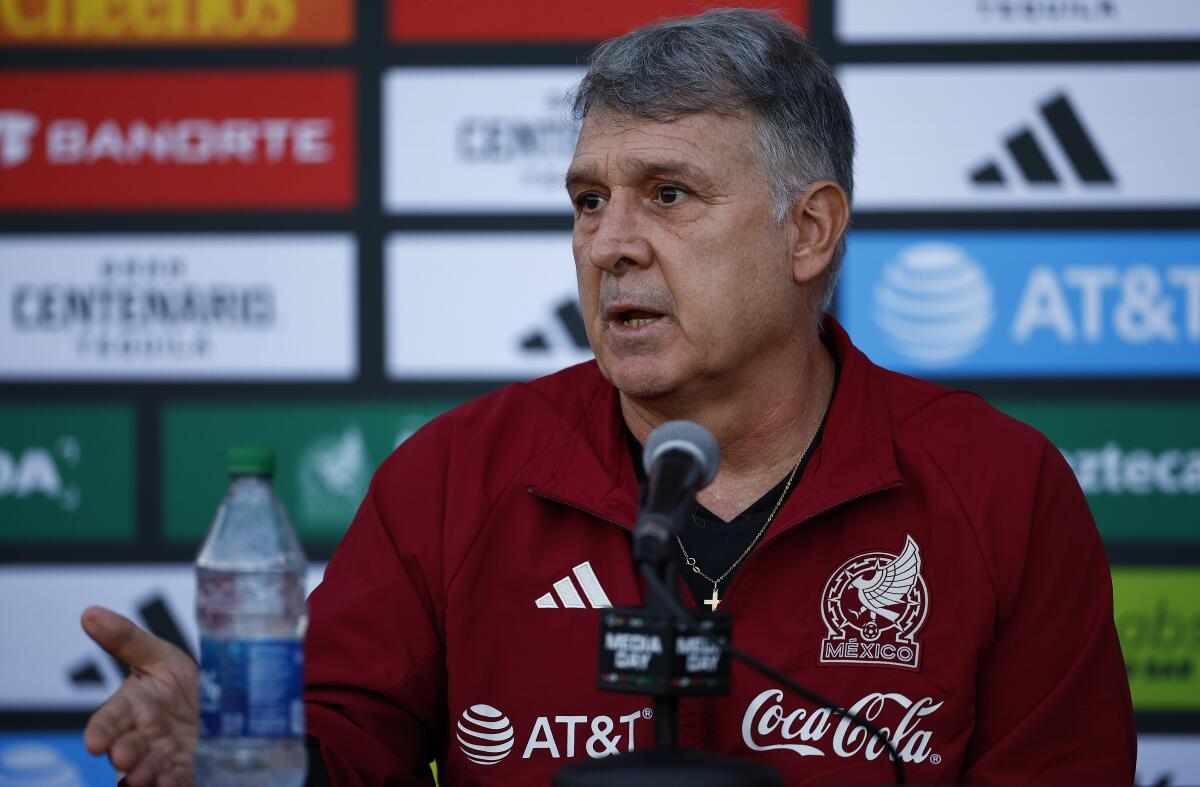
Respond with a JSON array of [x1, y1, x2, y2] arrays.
[[648, 558, 679, 751], [553, 498, 782, 787]]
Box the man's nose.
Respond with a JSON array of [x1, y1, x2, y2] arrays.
[[588, 196, 653, 275]]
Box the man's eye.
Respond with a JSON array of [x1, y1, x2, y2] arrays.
[[656, 186, 687, 206], [576, 193, 606, 212]]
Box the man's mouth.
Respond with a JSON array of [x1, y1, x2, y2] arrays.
[[617, 309, 661, 328]]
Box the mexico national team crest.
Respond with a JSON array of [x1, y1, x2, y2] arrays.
[[820, 534, 928, 670]]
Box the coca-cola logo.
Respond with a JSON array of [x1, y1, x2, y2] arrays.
[[741, 689, 945, 765]]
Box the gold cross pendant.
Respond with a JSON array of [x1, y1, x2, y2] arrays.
[[704, 585, 720, 611]]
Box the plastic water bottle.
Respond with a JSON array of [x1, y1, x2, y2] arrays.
[[195, 447, 308, 786]]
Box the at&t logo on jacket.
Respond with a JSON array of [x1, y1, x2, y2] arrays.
[[455, 704, 652, 764]]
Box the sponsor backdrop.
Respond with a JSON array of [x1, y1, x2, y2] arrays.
[[1, 0, 1197, 780]]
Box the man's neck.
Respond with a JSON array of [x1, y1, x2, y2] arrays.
[[620, 333, 835, 521]]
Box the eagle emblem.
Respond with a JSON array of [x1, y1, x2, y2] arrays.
[[819, 534, 928, 670]]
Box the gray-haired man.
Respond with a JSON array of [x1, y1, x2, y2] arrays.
[[82, 9, 1135, 785]]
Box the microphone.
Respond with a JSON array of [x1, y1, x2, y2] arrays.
[[632, 420, 720, 564]]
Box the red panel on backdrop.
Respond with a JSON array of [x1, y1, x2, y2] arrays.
[[0, 70, 355, 211], [390, 0, 809, 42]]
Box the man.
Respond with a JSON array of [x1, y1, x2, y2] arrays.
[[81, 9, 1136, 785]]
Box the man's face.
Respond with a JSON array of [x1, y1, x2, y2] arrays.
[[567, 110, 802, 400]]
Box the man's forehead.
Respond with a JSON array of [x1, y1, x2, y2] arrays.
[[567, 110, 754, 182]]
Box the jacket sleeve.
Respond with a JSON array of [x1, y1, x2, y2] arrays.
[[303, 423, 452, 786], [960, 439, 1136, 783]]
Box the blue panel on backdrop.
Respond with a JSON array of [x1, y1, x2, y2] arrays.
[[0, 732, 117, 786], [839, 232, 1200, 376]]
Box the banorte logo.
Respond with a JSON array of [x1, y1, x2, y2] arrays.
[[0, 110, 37, 167], [0, 71, 354, 209], [742, 689, 945, 765], [874, 243, 995, 368]]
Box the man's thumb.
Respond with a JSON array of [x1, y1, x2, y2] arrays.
[[81, 605, 172, 670]]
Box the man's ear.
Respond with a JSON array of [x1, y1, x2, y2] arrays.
[[788, 181, 850, 286]]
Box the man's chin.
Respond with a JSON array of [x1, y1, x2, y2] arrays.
[[600, 360, 682, 401]]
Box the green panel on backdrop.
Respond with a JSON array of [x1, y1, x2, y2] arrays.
[[0, 403, 134, 545], [997, 401, 1200, 542], [163, 400, 463, 547], [1112, 569, 1200, 710]]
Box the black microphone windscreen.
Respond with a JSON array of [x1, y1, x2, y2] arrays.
[[643, 420, 720, 487]]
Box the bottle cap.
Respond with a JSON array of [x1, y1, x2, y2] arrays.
[[227, 446, 276, 478]]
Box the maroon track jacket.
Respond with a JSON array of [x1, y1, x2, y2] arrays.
[[304, 319, 1136, 785]]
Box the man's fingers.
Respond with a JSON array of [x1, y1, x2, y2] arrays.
[[81, 606, 177, 671], [109, 729, 150, 773], [83, 692, 136, 754], [122, 747, 169, 787]]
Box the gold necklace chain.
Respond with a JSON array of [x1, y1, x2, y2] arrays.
[[675, 448, 804, 611], [675, 404, 825, 612]]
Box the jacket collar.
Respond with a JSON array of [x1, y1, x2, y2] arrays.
[[524, 316, 902, 535]]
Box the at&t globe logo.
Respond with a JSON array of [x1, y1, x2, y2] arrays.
[[0, 743, 84, 787], [873, 243, 995, 367], [457, 704, 515, 766]]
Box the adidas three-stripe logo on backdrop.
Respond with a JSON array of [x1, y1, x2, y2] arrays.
[[535, 561, 613, 609], [971, 92, 1116, 187]]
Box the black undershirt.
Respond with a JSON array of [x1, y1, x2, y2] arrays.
[[629, 347, 839, 610]]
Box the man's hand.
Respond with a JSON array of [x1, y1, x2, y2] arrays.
[[80, 606, 199, 787]]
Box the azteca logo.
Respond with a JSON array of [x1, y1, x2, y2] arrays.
[[874, 243, 995, 368], [820, 534, 928, 670]]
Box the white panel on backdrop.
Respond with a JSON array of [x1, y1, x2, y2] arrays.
[[0, 565, 324, 710], [385, 232, 590, 379], [1136, 735, 1200, 786], [0, 235, 356, 380], [383, 67, 586, 214], [837, 0, 1200, 43], [840, 64, 1200, 210]]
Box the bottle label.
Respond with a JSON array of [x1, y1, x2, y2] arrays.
[[198, 638, 304, 739]]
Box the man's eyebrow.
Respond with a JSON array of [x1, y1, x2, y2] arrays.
[[564, 166, 596, 190], [625, 158, 708, 184], [565, 159, 711, 190]]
